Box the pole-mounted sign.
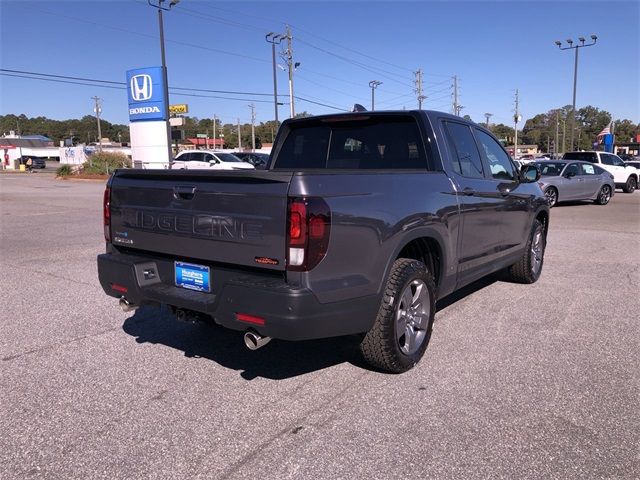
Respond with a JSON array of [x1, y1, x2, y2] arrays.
[[126, 67, 167, 122]]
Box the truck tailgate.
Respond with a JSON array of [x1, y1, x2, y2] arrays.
[[109, 170, 293, 271]]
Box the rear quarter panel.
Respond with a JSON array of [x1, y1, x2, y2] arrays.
[[287, 171, 460, 303]]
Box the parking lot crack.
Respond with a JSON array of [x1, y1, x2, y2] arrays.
[[192, 371, 370, 479], [2, 326, 120, 362]]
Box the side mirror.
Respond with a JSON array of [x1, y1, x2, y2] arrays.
[[520, 164, 540, 183]]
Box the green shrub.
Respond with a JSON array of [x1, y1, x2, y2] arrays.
[[56, 164, 73, 177], [83, 151, 131, 175]]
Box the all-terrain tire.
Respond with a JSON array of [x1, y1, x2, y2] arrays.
[[506, 219, 546, 284], [359, 258, 436, 373]]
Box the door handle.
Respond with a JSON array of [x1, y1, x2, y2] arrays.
[[462, 187, 476, 196], [173, 185, 196, 200]]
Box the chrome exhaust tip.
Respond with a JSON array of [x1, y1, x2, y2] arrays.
[[244, 331, 271, 350], [119, 297, 138, 313]]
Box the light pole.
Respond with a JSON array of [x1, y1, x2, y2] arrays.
[[266, 32, 285, 124], [91, 96, 103, 152], [555, 35, 597, 152], [369, 80, 382, 110], [147, 0, 179, 162], [484, 113, 493, 128]]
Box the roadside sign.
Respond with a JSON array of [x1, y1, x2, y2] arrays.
[[169, 104, 189, 114], [169, 117, 185, 127], [126, 66, 167, 122], [196, 134, 207, 138]]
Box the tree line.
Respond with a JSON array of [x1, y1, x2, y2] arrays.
[[2, 107, 636, 152]]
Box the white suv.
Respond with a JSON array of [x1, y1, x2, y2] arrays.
[[172, 150, 255, 170], [563, 151, 638, 193]]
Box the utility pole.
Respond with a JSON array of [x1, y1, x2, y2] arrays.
[[555, 35, 598, 151], [484, 113, 493, 128], [452, 75, 459, 115], [555, 111, 560, 157], [237, 118, 242, 151], [513, 89, 521, 158], [414, 69, 426, 109], [92, 96, 103, 151], [249, 103, 256, 152], [212, 114, 216, 150], [266, 32, 285, 124], [369, 80, 382, 110], [280, 25, 297, 118]]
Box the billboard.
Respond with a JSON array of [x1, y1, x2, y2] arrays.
[[126, 67, 167, 122]]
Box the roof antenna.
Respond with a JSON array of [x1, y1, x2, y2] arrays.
[[351, 103, 367, 113]]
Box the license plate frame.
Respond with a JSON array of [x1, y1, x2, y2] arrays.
[[174, 261, 211, 293]]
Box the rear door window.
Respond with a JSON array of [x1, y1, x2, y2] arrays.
[[580, 163, 596, 175], [443, 121, 484, 178], [273, 115, 429, 170]]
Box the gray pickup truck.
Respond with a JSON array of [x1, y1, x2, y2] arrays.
[[98, 111, 549, 372]]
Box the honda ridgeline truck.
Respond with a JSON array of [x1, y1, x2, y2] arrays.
[[98, 111, 549, 373]]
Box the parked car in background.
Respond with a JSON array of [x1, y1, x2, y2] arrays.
[[618, 153, 637, 162], [535, 153, 554, 160], [536, 160, 615, 207], [171, 150, 255, 170], [233, 152, 270, 169], [562, 151, 638, 193], [19, 156, 46, 169]]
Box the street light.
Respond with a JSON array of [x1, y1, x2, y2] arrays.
[[266, 32, 286, 124], [147, 0, 179, 161], [555, 34, 597, 152], [369, 80, 382, 110]]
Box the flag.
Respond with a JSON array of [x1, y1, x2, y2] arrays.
[[596, 122, 612, 142]]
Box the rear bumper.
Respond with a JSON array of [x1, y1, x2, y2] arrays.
[[97, 252, 379, 341]]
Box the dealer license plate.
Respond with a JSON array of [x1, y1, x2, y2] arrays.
[[175, 262, 211, 292]]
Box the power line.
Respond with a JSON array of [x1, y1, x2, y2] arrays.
[[295, 38, 415, 88], [23, 6, 270, 64], [0, 72, 279, 104], [0, 69, 279, 97]]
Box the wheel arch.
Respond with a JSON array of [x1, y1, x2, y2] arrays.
[[386, 228, 449, 298]]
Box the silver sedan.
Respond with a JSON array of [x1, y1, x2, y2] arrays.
[[535, 160, 615, 207]]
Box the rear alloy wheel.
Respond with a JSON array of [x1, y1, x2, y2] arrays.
[[596, 185, 612, 205], [359, 258, 436, 373], [623, 176, 637, 193], [544, 187, 558, 207]]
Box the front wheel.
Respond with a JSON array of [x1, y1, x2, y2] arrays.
[[506, 219, 546, 284], [544, 187, 558, 207], [622, 176, 637, 193], [595, 185, 612, 205], [359, 259, 436, 373]]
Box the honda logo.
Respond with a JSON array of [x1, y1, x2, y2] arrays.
[[130, 74, 153, 101]]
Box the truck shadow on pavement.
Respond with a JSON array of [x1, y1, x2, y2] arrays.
[[122, 273, 501, 380], [122, 306, 362, 380]]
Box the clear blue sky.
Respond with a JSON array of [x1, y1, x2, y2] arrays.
[[1, 0, 638, 128]]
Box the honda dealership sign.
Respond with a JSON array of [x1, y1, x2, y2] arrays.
[[126, 66, 170, 168], [126, 67, 167, 122]]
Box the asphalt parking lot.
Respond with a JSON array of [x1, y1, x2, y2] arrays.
[[1, 174, 638, 479]]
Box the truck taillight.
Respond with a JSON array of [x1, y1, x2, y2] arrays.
[[286, 197, 331, 271], [103, 186, 111, 242]]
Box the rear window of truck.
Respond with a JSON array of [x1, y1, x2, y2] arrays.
[[273, 115, 429, 170]]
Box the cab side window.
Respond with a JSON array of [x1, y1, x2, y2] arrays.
[[474, 129, 516, 181], [443, 121, 484, 179]]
